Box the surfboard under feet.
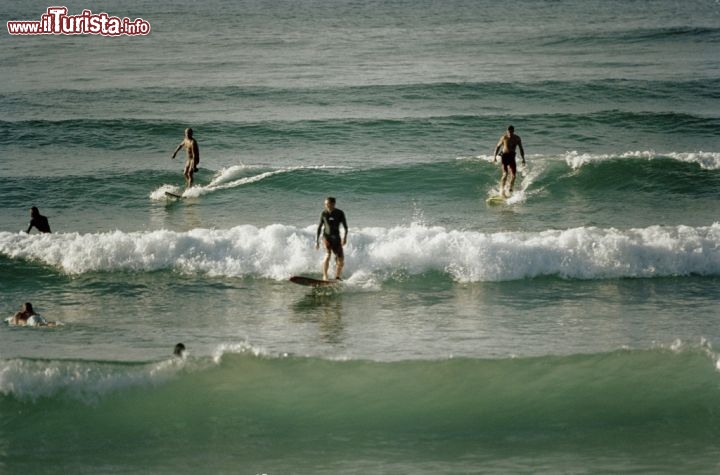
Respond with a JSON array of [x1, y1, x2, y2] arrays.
[[290, 275, 341, 287], [486, 194, 508, 204]]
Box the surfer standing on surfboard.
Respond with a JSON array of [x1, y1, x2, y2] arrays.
[[171, 128, 200, 188], [316, 197, 348, 281], [493, 125, 526, 197]]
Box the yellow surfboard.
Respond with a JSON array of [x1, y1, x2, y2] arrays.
[[485, 194, 507, 205]]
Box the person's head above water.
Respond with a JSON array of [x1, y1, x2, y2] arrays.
[[185, 128, 193, 138], [174, 343, 186, 357]]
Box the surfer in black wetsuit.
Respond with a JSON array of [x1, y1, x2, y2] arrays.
[[316, 197, 348, 281], [493, 125, 526, 197], [26, 206, 51, 234]]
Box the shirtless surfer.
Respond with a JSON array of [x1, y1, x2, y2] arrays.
[[315, 197, 348, 281], [493, 125, 526, 197], [171, 128, 200, 188]]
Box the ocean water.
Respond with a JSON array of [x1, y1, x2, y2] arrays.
[[2, 0, 720, 473]]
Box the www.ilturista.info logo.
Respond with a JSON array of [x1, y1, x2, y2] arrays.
[[7, 7, 151, 36]]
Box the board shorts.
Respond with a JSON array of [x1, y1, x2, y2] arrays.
[[501, 151, 517, 174], [324, 235, 344, 258]]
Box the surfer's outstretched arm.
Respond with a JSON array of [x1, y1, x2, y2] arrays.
[[171, 142, 184, 159]]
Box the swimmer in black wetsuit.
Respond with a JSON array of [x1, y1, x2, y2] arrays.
[[315, 197, 348, 281], [493, 125, 526, 197], [26, 207, 51, 234]]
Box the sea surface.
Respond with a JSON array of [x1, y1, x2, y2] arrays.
[[2, 0, 720, 473]]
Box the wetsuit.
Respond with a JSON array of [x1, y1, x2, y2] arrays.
[[317, 208, 347, 258], [27, 215, 51, 233]]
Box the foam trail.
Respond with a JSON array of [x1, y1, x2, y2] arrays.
[[1, 223, 718, 282], [505, 162, 540, 204], [182, 165, 293, 198], [150, 165, 351, 200]]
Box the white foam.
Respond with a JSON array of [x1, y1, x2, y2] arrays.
[[212, 341, 270, 364], [149, 183, 184, 200], [564, 150, 720, 170], [456, 151, 720, 171], [0, 341, 278, 402], [667, 151, 720, 170], [150, 165, 352, 200], [0, 357, 184, 403], [654, 338, 720, 372], [2, 222, 718, 282]]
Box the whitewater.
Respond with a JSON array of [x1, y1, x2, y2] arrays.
[[1, 222, 719, 281]]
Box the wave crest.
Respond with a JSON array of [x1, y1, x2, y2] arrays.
[[1, 223, 718, 282], [564, 150, 720, 170]]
